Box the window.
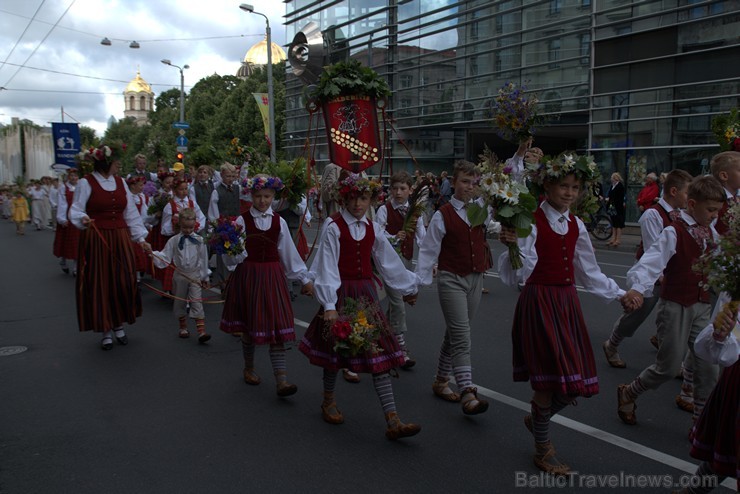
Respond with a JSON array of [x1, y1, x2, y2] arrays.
[[494, 52, 502, 72], [400, 75, 413, 88], [579, 33, 591, 63], [611, 93, 629, 132], [581, 0, 591, 7], [399, 98, 412, 116], [471, 21, 479, 40], [470, 56, 479, 76], [548, 39, 561, 68], [420, 100, 430, 116], [550, 0, 562, 15]]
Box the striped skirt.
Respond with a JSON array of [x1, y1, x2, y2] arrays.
[[690, 360, 739, 483], [76, 227, 141, 332], [511, 283, 599, 397], [219, 260, 296, 344], [299, 279, 405, 374], [53, 223, 80, 260]]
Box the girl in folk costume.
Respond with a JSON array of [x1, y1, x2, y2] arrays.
[[220, 175, 314, 396], [69, 143, 151, 350], [127, 176, 150, 275], [53, 169, 81, 275], [498, 157, 625, 475], [146, 172, 175, 291], [11, 189, 30, 235], [299, 174, 422, 440], [158, 179, 206, 293], [29, 181, 49, 230]]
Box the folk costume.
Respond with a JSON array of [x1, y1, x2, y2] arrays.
[[53, 178, 80, 274]]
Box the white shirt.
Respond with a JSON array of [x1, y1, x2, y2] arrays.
[[638, 198, 675, 252], [29, 188, 47, 201], [207, 183, 241, 221], [152, 232, 210, 281], [374, 200, 426, 247], [694, 292, 740, 367], [56, 183, 75, 224], [627, 210, 718, 297], [161, 196, 207, 236], [498, 201, 625, 302], [415, 196, 488, 286], [272, 195, 312, 225], [311, 209, 418, 311], [69, 172, 148, 242], [504, 154, 527, 184], [49, 185, 59, 208], [223, 208, 313, 286]]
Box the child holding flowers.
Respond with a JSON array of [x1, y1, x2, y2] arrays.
[[219, 174, 314, 397], [498, 151, 625, 475], [299, 173, 421, 440]]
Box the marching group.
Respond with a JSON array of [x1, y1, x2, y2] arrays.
[[4, 142, 740, 492]]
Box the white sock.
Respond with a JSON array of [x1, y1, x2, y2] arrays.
[[114, 327, 125, 338]]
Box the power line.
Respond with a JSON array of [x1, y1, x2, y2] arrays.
[[1, 88, 122, 95], [0, 1, 47, 73], [2, 0, 76, 88]]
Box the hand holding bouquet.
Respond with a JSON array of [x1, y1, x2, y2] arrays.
[[207, 216, 245, 257], [493, 82, 545, 143], [325, 297, 385, 357]]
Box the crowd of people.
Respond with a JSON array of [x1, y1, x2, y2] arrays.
[[3, 143, 739, 493]]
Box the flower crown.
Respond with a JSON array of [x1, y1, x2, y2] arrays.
[[126, 175, 146, 185], [525, 151, 600, 186], [83, 142, 127, 163], [336, 173, 381, 199], [157, 171, 176, 180], [242, 176, 284, 192]]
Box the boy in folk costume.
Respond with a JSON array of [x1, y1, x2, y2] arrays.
[[189, 165, 216, 221], [220, 175, 314, 396], [374, 170, 426, 369], [151, 208, 211, 343], [299, 174, 421, 440], [710, 151, 740, 236], [617, 176, 726, 429], [415, 160, 492, 415], [208, 162, 241, 287], [53, 169, 81, 276]]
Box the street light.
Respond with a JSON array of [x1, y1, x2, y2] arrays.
[[239, 3, 276, 163], [161, 59, 189, 124]]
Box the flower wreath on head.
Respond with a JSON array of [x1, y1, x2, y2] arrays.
[[157, 171, 176, 181], [242, 176, 284, 192], [525, 151, 600, 187], [84, 146, 112, 162], [335, 173, 382, 201], [126, 175, 146, 185]]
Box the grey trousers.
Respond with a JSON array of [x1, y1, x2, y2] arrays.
[[437, 271, 483, 368], [612, 285, 661, 341], [636, 299, 718, 403], [385, 257, 412, 335], [173, 270, 204, 319]]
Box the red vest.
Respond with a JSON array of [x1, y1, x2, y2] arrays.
[[384, 201, 414, 260], [242, 212, 280, 263], [715, 197, 734, 237], [170, 198, 198, 230], [85, 174, 127, 229], [635, 203, 673, 260], [332, 213, 374, 280], [437, 203, 491, 276], [661, 221, 710, 306], [526, 208, 579, 286]]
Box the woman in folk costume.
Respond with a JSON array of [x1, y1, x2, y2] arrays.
[[299, 173, 421, 440], [220, 175, 314, 396], [53, 169, 81, 276], [69, 143, 151, 350]]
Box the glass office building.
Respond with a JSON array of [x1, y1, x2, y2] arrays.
[[283, 0, 739, 220]]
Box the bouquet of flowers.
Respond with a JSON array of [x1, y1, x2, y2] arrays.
[[206, 216, 245, 256], [325, 297, 385, 357], [227, 137, 250, 165], [693, 201, 740, 326], [390, 179, 430, 256], [146, 192, 170, 217], [142, 181, 158, 198], [467, 145, 536, 269], [492, 82, 545, 143], [711, 108, 740, 152]]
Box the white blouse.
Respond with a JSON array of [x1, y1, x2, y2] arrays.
[[56, 183, 75, 224], [498, 201, 624, 302], [161, 196, 207, 236], [311, 209, 418, 311]]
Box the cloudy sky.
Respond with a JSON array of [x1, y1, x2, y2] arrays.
[[0, 0, 287, 135]]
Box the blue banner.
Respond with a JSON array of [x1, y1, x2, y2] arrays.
[[51, 122, 81, 169]]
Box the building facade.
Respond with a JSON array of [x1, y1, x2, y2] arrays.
[[283, 0, 739, 220]]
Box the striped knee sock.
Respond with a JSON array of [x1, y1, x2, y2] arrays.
[[453, 365, 473, 390], [550, 394, 571, 417], [323, 369, 338, 394], [531, 401, 552, 444], [692, 398, 706, 423], [195, 319, 206, 335], [608, 331, 624, 348], [681, 363, 694, 402], [435, 348, 453, 381], [687, 462, 726, 494], [178, 316, 188, 330], [241, 338, 256, 369], [395, 333, 407, 351], [627, 378, 647, 401], [372, 373, 396, 415], [269, 346, 287, 381]]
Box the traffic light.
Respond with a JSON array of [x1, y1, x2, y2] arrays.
[[176, 152, 184, 162]]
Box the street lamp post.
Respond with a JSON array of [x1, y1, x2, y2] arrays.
[[240, 3, 276, 163], [161, 59, 189, 123]]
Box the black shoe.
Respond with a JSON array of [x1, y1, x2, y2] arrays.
[[101, 338, 113, 350], [115, 335, 128, 345], [62, 267, 69, 274]]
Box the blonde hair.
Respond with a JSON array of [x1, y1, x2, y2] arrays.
[[710, 151, 740, 180], [688, 175, 726, 203], [178, 208, 196, 222], [611, 172, 623, 183], [220, 162, 236, 174], [196, 165, 213, 177]]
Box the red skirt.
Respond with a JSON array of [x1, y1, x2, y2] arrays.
[[690, 360, 739, 483], [299, 279, 404, 374], [76, 227, 141, 332], [220, 260, 296, 344], [53, 223, 80, 260], [511, 283, 599, 397], [131, 241, 148, 272]]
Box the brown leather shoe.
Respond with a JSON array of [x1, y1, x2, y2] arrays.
[[617, 384, 637, 425], [534, 441, 571, 475], [275, 371, 297, 396], [649, 334, 660, 349], [603, 341, 626, 368], [321, 400, 344, 424], [675, 395, 694, 413], [385, 411, 421, 440], [432, 378, 461, 402], [243, 368, 261, 385], [342, 369, 360, 383], [460, 387, 489, 415]]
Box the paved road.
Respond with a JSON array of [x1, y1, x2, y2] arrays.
[[0, 220, 733, 493]]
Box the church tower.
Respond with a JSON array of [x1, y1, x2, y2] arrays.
[[123, 70, 154, 125]]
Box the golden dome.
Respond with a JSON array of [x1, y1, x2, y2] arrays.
[[244, 37, 287, 66], [125, 70, 153, 94]]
